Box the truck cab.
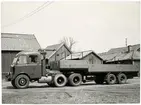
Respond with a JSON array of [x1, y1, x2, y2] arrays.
[[8, 51, 44, 88]]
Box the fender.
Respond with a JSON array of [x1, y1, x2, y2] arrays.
[[11, 72, 30, 81]]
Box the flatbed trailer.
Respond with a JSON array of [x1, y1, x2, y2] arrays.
[[49, 60, 139, 85], [56, 60, 139, 73]]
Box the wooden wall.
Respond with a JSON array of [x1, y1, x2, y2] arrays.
[[2, 51, 19, 73], [49, 45, 71, 62]]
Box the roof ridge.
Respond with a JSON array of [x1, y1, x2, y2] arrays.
[[110, 44, 140, 50], [46, 43, 62, 48], [1, 33, 34, 36], [72, 50, 93, 54]]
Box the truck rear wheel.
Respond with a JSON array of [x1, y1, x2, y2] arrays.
[[68, 73, 82, 86], [14, 74, 30, 89], [53, 74, 67, 87], [105, 73, 116, 85], [117, 73, 127, 84]]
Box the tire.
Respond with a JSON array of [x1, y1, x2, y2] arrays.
[[95, 76, 104, 84], [117, 73, 127, 84], [105, 73, 116, 85], [14, 74, 30, 89], [53, 74, 67, 87], [68, 73, 82, 86], [11, 79, 16, 88]]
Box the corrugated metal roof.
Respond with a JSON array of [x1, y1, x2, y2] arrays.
[[108, 44, 140, 54], [98, 44, 140, 61], [1, 33, 41, 51]]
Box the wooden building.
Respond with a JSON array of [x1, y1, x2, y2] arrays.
[[45, 43, 72, 63], [1, 33, 41, 74], [65, 50, 103, 64]]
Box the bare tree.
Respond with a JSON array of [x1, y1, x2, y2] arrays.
[[60, 37, 76, 50]]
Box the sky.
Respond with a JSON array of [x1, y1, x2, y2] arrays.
[[1, 1, 140, 53]]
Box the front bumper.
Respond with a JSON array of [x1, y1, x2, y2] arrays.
[[5, 72, 12, 81]]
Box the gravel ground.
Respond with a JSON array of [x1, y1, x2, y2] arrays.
[[2, 77, 140, 104]]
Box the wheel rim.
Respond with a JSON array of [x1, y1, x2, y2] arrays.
[[109, 76, 115, 83], [119, 75, 126, 83], [73, 76, 80, 84], [19, 78, 27, 86], [120, 76, 125, 81], [57, 77, 65, 84]]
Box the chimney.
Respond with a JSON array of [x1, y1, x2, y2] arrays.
[[127, 45, 131, 52]]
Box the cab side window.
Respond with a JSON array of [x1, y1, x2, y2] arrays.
[[29, 55, 38, 63]]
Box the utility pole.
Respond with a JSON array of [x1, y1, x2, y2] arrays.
[[125, 38, 127, 47]]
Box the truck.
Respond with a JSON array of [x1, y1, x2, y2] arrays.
[[6, 49, 139, 89]]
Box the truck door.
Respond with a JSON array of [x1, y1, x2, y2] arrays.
[[26, 54, 41, 79]]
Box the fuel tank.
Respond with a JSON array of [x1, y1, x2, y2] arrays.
[[38, 76, 52, 83]]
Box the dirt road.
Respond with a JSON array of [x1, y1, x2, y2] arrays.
[[2, 77, 140, 104]]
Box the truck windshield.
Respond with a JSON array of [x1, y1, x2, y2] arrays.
[[12, 57, 18, 64], [17, 55, 27, 64]]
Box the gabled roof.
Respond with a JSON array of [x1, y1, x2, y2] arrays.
[[45, 43, 72, 59], [65, 50, 103, 60], [1, 33, 41, 51], [98, 44, 140, 62], [46, 43, 61, 50]]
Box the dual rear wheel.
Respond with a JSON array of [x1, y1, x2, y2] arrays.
[[104, 73, 127, 84], [48, 73, 82, 87], [68, 73, 82, 86]]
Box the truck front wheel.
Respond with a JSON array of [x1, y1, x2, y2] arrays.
[[11, 79, 16, 88], [14, 74, 30, 89], [117, 73, 127, 84], [53, 74, 67, 87], [68, 73, 82, 86], [105, 73, 116, 85]]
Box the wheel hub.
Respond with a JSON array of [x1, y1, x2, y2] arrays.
[[109, 76, 115, 83], [57, 77, 64, 84], [73, 77, 80, 83], [120, 76, 125, 81], [19, 78, 26, 86]]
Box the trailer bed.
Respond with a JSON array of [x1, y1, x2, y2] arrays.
[[57, 60, 139, 73]]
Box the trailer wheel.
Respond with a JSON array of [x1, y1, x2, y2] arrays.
[[105, 73, 116, 85], [117, 73, 127, 84], [68, 73, 82, 86], [11, 79, 16, 88], [14, 74, 30, 89], [53, 74, 67, 87]]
